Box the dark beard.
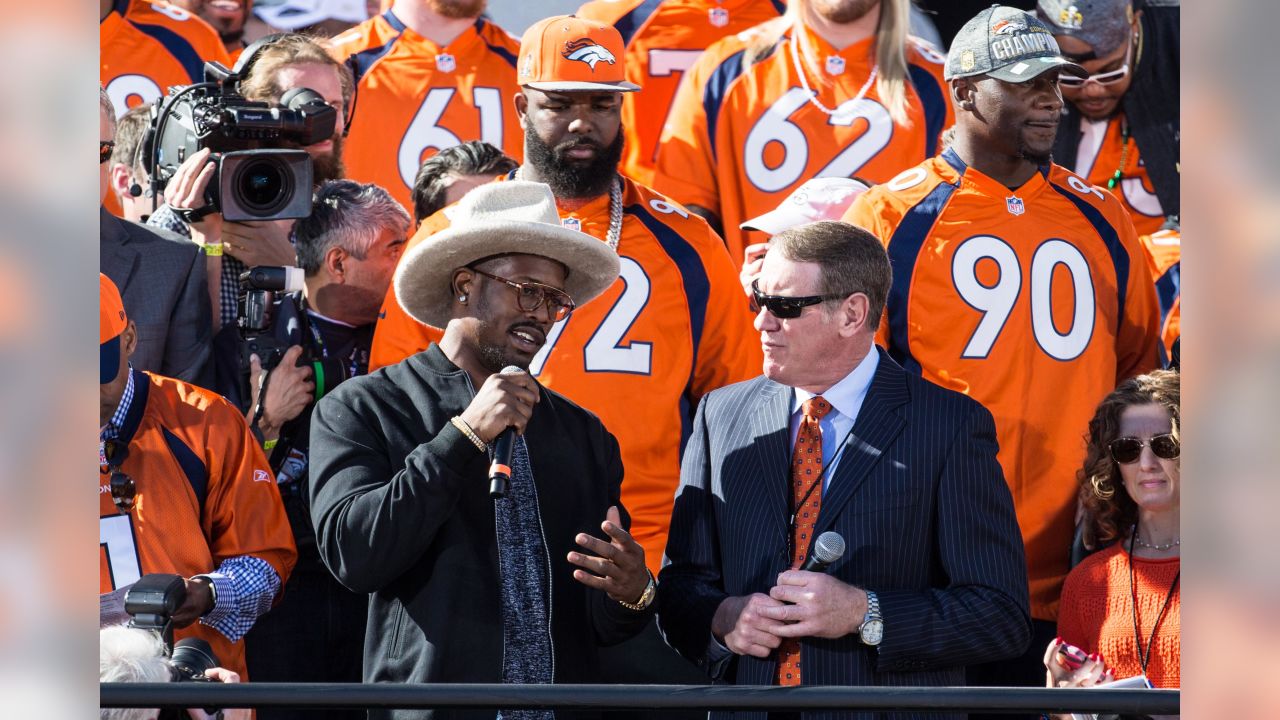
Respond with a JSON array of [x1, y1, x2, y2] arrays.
[[524, 124, 624, 200], [815, 0, 879, 24], [429, 0, 487, 19], [311, 134, 346, 186]]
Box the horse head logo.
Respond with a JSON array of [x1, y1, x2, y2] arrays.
[[562, 38, 617, 71]]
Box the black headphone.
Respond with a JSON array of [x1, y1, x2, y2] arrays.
[[231, 32, 356, 137], [127, 134, 152, 198]]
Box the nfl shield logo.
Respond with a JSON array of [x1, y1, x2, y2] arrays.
[[1006, 196, 1025, 216], [825, 55, 846, 76], [562, 217, 582, 232], [708, 7, 729, 27], [437, 53, 456, 73]]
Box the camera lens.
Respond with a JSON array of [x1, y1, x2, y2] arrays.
[[232, 157, 293, 215]]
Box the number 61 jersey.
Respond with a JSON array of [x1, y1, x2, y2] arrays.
[[328, 11, 524, 211], [843, 148, 1160, 621]]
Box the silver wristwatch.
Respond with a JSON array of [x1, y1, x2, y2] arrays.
[[859, 590, 883, 646]]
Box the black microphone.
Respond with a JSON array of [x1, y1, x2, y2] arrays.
[[489, 365, 525, 499], [800, 531, 846, 573]]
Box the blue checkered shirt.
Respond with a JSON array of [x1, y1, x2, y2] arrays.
[[147, 204, 244, 329]]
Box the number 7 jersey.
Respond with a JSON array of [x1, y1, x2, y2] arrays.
[[842, 149, 1160, 621]]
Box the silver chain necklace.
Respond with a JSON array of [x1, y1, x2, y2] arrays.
[[1131, 524, 1180, 551], [789, 19, 879, 117], [516, 167, 624, 251]]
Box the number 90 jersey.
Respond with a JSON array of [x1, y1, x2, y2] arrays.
[[843, 149, 1160, 621], [653, 22, 952, 265], [328, 11, 524, 211], [370, 176, 762, 575]]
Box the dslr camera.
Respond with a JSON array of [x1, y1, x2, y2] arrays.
[[144, 60, 336, 221], [238, 266, 353, 403], [124, 573, 220, 683]]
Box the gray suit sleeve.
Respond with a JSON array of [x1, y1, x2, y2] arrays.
[[161, 243, 213, 387]]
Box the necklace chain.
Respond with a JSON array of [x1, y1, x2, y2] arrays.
[[516, 168, 623, 251], [1128, 521, 1180, 678], [1131, 523, 1180, 551], [789, 20, 878, 118]]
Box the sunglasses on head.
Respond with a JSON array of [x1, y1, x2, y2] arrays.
[[100, 140, 116, 165], [102, 439, 136, 513], [470, 267, 576, 322], [1108, 433, 1179, 464], [750, 279, 853, 319]]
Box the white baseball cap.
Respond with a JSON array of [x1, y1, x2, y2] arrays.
[[255, 0, 369, 31], [740, 177, 872, 235]]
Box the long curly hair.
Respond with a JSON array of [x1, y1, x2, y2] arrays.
[[1078, 370, 1180, 547]]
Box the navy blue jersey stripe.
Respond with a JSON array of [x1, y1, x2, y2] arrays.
[[475, 19, 517, 69], [348, 12, 407, 84], [118, 367, 152, 447], [162, 426, 209, 515], [1048, 184, 1131, 331], [129, 20, 206, 84], [614, 0, 663, 47], [1154, 261, 1180, 325], [769, 0, 787, 13], [626, 203, 710, 370], [908, 63, 947, 158], [702, 48, 748, 163], [885, 180, 959, 373], [382, 9, 406, 32]]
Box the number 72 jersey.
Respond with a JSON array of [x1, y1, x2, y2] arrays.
[[843, 149, 1160, 620]]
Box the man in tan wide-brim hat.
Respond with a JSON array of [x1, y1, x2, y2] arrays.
[[309, 181, 658, 715]]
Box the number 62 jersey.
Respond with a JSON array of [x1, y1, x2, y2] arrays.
[[842, 148, 1160, 621]]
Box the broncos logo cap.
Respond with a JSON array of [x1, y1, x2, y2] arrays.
[[945, 5, 1087, 82], [100, 273, 128, 384], [518, 15, 641, 92]]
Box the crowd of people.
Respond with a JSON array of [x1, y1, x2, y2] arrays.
[[99, 1, 1180, 719]]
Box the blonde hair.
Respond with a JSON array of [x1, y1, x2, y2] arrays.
[[744, 0, 912, 125], [237, 33, 354, 114]]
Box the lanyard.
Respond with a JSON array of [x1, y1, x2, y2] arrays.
[[303, 310, 361, 380], [1127, 525, 1180, 678]]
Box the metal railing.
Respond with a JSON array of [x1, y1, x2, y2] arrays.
[[100, 683, 1180, 715]]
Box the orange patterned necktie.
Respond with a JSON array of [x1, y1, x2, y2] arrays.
[[777, 395, 832, 686]]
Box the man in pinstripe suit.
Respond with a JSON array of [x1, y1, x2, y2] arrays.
[[658, 221, 1031, 719]]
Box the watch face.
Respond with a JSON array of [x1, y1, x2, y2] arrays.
[[861, 619, 884, 645]]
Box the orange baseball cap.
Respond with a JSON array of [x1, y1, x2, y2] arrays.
[[518, 15, 641, 93], [101, 273, 127, 384]]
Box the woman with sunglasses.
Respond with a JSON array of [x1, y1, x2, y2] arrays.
[[1047, 369, 1180, 696]]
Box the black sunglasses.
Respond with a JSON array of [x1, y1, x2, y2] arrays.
[[1108, 433, 1179, 464], [100, 140, 115, 165], [470, 267, 576, 321], [102, 439, 136, 513], [751, 279, 854, 319]]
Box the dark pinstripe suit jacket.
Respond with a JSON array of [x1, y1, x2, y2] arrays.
[[658, 348, 1031, 720]]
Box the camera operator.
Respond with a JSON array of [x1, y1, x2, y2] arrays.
[[241, 179, 408, 715], [100, 625, 249, 720], [146, 32, 352, 338]]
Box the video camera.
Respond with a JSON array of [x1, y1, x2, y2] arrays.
[[143, 60, 337, 221], [238, 266, 353, 403]]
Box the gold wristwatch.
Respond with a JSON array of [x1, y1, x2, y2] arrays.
[[617, 569, 656, 611]]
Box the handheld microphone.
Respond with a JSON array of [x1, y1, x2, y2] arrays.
[[800, 531, 846, 573], [489, 366, 525, 499]]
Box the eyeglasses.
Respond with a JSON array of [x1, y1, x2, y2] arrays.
[[1108, 433, 1179, 464], [100, 140, 115, 165], [750, 279, 854, 319], [470, 268, 576, 322], [1058, 39, 1133, 88], [102, 439, 136, 513]]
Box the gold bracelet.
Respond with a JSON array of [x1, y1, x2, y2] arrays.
[[617, 569, 657, 611], [201, 242, 224, 256], [450, 416, 487, 452]]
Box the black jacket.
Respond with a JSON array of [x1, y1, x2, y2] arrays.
[[309, 344, 653, 720], [1053, 0, 1180, 218]]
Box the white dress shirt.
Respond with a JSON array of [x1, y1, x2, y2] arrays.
[[788, 349, 879, 491]]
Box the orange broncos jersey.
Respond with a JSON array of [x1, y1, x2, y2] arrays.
[[100, 0, 231, 117], [575, 0, 786, 186], [371, 175, 762, 574], [843, 149, 1160, 620], [1140, 223, 1180, 363], [653, 21, 952, 264], [100, 370, 296, 678], [329, 11, 524, 210], [1068, 114, 1167, 237]]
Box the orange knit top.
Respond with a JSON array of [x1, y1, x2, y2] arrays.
[[1057, 542, 1181, 688]]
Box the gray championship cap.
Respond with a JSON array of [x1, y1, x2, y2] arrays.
[[945, 5, 1088, 82], [1036, 0, 1134, 57]]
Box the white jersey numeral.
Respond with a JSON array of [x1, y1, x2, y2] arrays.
[[398, 87, 505, 189], [105, 74, 164, 119], [100, 514, 142, 590], [529, 257, 653, 376]]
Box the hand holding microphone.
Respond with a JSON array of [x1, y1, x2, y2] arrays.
[[457, 366, 539, 499], [760, 531, 863, 639]]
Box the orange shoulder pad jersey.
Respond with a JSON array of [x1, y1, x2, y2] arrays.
[[100, 0, 231, 116], [1067, 114, 1167, 237], [100, 371, 297, 678], [372, 176, 762, 573], [1139, 224, 1180, 362], [329, 11, 524, 210], [842, 149, 1160, 621], [575, 0, 786, 186], [653, 22, 953, 264]]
